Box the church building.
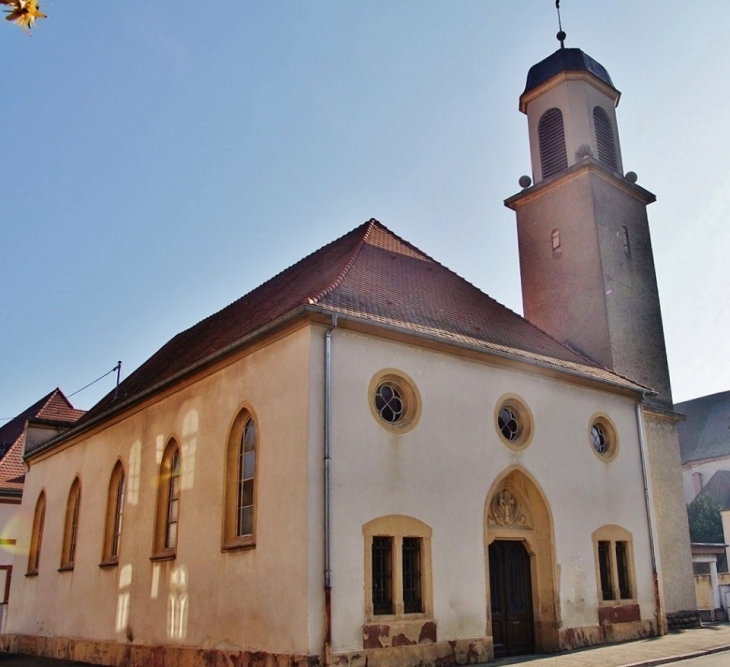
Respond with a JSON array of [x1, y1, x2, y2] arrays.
[[3, 38, 696, 666]]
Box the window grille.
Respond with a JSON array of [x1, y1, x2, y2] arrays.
[[111, 470, 125, 558], [28, 493, 46, 573], [615, 541, 632, 599], [593, 107, 618, 171], [68, 488, 80, 564], [402, 537, 423, 613], [237, 418, 256, 537], [165, 449, 181, 550], [598, 541, 614, 600], [538, 108, 568, 178], [372, 536, 394, 615], [622, 226, 631, 255]]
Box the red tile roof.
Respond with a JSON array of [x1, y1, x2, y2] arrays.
[[0, 389, 84, 492], [73, 220, 646, 433]]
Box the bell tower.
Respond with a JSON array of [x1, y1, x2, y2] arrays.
[[505, 43, 672, 407], [505, 38, 697, 628]]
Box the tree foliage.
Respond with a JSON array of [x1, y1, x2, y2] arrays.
[[2, 0, 46, 34], [687, 493, 724, 544]]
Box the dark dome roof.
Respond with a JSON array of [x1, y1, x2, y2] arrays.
[[523, 48, 615, 96]]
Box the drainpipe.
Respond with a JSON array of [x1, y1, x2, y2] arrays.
[[636, 393, 666, 635], [324, 315, 338, 665]]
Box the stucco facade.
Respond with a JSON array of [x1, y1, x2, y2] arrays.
[[5, 318, 663, 665], [7, 324, 321, 660]]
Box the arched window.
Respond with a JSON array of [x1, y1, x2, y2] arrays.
[[153, 440, 181, 558], [593, 107, 618, 171], [102, 461, 125, 565], [60, 478, 81, 570], [27, 491, 46, 575], [223, 409, 258, 549], [538, 108, 568, 179]]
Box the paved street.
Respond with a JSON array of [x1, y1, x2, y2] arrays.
[[663, 655, 730, 666], [1, 624, 730, 667]]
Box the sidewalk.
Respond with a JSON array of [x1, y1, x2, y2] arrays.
[[1, 626, 730, 667], [491, 623, 730, 667]]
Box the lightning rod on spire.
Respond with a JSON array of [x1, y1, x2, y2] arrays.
[[555, 0, 566, 49]]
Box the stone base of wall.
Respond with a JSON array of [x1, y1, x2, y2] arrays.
[[559, 620, 656, 651], [1, 634, 322, 667], [333, 637, 491, 667], [666, 610, 701, 630], [1, 634, 491, 667]]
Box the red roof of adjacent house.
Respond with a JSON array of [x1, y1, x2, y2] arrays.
[[0, 389, 84, 492], [72, 220, 646, 434]]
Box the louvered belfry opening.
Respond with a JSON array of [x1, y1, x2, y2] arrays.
[[538, 108, 568, 179], [593, 106, 618, 171]]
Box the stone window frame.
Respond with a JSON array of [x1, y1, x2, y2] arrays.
[[368, 369, 422, 435], [59, 477, 81, 571], [100, 460, 125, 567], [589, 413, 620, 463], [151, 438, 181, 561], [26, 490, 46, 576], [362, 515, 433, 623], [222, 404, 259, 551], [591, 525, 637, 605], [494, 393, 535, 451]]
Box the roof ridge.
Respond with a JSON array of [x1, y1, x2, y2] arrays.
[[306, 219, 378, 305]]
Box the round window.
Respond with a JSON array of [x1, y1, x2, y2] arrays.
[[589, 414, 619, 461], [369, 370, 421, 433], [375, 381, 406, 424], [498, 407, 520, 442], [494, 395, 533, 450]]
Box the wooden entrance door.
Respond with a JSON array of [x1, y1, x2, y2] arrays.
[[489, 540, 535, 658]]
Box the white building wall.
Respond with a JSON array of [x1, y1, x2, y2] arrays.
[[6, 326, 316, 656], [327, 329, 655, 653]]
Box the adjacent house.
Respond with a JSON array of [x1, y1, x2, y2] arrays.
[[0, 389, 84, 628]]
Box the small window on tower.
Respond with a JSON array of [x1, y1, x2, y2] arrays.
[[551, 229, 561, 257], [622, 226, 630, 255]]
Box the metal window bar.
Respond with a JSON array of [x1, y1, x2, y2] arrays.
[[165, 449, 181, 549], [237, 418, 256, 537], [112, 472, 125, 557], [30, 501, 45, 572], [598, 541, 615, 600], [402, 537, 423, 614], [68, 488, 80, 564], [372, 536, 394, 615], [615, 541, 632, 599]]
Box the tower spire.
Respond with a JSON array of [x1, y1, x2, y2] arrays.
[[555, 0, 566, 49]]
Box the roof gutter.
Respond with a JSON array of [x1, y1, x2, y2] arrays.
[[305, 307, 651, 399], [27, 306, 310, 460]]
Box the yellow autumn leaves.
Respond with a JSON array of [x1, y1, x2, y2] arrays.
[[2, 0, 46, 34]]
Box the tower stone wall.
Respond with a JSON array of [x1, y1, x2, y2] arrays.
[[507, 47, 697, 629]]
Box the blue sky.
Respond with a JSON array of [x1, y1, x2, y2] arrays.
[[2, 1, 729, 420]]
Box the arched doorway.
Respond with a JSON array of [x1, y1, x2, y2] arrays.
[[485, 467, 559, 657]]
